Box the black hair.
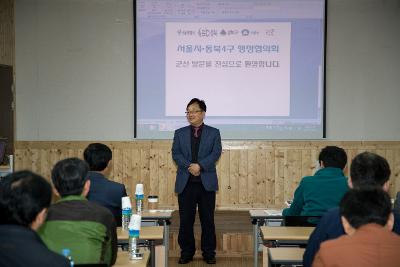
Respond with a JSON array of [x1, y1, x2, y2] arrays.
[[350, 152, 391, 189], [318, 146, 347, 169], [340, 188, 392, 229], [186, 98, 207, 112], [84, 143, 112, 171], [51, 157, 89, 197], [0, 171, 52, 227]]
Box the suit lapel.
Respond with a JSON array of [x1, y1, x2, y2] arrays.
[[184, 126, 192, 158]]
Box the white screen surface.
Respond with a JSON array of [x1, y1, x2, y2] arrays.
[[136, 0, 326, 139], [165, 22, 291, 117]]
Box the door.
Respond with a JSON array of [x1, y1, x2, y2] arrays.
[[0, 64, 14, 155]]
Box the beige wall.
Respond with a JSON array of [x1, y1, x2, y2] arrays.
[[15, 0, 134, 140], [325, 0, 400, 139], [12, 0, 400, 141]]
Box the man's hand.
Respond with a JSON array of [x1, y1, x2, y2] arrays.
[[188, 163, 201, 176]]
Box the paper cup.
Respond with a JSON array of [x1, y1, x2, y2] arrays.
[[122, 196, 132, 209], [135, 184, 144, 195]]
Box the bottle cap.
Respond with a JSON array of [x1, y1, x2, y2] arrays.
[[121, 196, 132, 209], [135, 184, 144, 195], [128, 214, 141, 230], [61, 248, 71, 257]]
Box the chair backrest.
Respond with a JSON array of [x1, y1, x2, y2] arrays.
[[114, 214, 122, 227], [283, 216, 321, 226]]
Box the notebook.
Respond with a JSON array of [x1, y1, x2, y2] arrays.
[[264, 209, 283, 216]]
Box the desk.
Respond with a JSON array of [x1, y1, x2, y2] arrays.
[[260, 226, 314, 244], [0, 155, 13, 178], [263, 247, 305, 267], [0, 165, 12, 178], [141, 210, 173, 267], [249, 209, 284, 267], [117, 226, 164, 267], [114, 249, 150, 267], [261, 226, 313, 267]]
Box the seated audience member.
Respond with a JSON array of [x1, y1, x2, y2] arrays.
[[38, 158, 117, 266], [394, 191, 400, 215], [0, 171, 69, 267], [84, 143, 127, 226], [303, 151, 400, 267], [282, 146, 349, 217], [312, 189, 400, 267]]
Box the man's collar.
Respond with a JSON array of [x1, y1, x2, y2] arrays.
[[57, 195, 87, 203], [88, 171, 106, 179], [191, 123, 204, 129]]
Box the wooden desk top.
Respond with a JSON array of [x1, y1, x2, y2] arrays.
[[117, 226, 164, 241], [268, 247, 305, 261], [249, 209, 283, 218], [114, 249, 150, 267], [260, 226, 314, 241], [140, 210, 173, 219]]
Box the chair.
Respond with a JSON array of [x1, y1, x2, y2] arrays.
[[283, 216, 321, 227]]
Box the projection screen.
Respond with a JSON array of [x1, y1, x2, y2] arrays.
[[135, 0, 326, 139]]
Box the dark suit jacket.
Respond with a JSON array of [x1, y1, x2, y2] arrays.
[[312, 224, 400, 267], [87, 171, 127, 225], [0, 225, 70, 267], [172, 124, 222, 194], [394, 191, 400, 215]]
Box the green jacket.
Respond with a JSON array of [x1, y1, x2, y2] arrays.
[[38, 195, 117, 266], [282, 167, 349, 217]]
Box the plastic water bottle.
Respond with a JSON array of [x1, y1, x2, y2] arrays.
[[128, 214, 142, 260], [121, 196, 132, 230], [136, 195, 144, 214], [135, 184, 144, 214], [129, 228, 140, 257], [61, 248, 74, 267]]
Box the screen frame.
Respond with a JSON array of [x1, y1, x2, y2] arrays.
[[133, 0, 327, 139]]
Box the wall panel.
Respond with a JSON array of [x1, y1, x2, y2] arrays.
[[15, 140, 400, 209]]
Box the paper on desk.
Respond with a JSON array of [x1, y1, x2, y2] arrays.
[[150, 209, 174, 213], [264, 209, 282, 216]]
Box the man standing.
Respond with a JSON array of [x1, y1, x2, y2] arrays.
[[172, 98, 222, 264], [84, 142, 127, 226]]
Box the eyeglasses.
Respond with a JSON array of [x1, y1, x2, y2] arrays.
[[185, 110, 202, 115]]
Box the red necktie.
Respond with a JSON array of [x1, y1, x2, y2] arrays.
[[194, 127, 200, 138]]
